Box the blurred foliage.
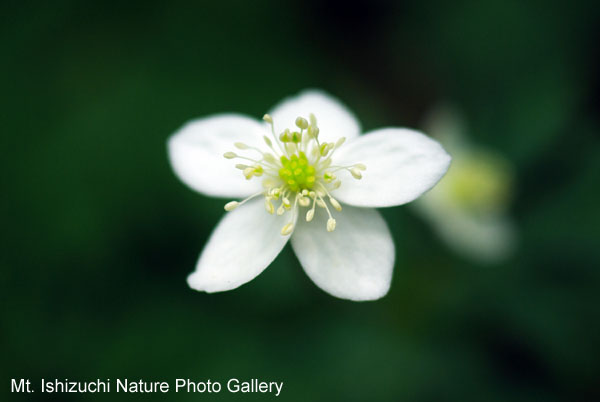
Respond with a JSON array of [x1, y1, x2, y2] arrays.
[[1, 0, 599, 401]]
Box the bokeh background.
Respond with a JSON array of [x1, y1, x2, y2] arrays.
[[2, 0, 599, 401]]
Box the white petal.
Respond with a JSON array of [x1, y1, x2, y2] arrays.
[[187, 198, 297, 292], [291, 206, 394, 301], [332, 128, 451, 207], [168, 114, 267, 198], [269, 89, 361, 143]]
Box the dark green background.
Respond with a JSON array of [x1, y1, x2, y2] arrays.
[[2, 1, 599, 401]]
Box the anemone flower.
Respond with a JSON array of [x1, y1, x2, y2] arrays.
[[414, 105, 516, 263], [168, 90, 451, 300]]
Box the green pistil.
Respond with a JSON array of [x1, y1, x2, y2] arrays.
[[279, 152, 316, 192]]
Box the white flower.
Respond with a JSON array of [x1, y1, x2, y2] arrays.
[[167, 90, 451, 301], [414, 105, 516, 263]]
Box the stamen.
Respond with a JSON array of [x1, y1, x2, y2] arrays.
[[329, 197, 342, 212], [243, 167, 254, 179], [224, 112, 362, 234], [306, 195, 317, 222], [265, 198, 275, 214], [298, 196, 310, 207], [350, 167, 362, 179], [264, 113, 286, 154], [327, 218, 336, 232], [323, 171, 336, 182], [291, 131, 302, 143], [224, 201, 239, 211], [319, 158, 332, 169], [223, 190, 264, 211], [263, 153, 277, 164], [281, 222, 294, 236], [319, 143, 329, 157], [270, 187, 281, 199], [279, 129, 291, 143], [295, 117, 308, 129]]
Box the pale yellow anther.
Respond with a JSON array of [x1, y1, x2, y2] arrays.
[[263, 136, 272, 147], [299, 196, 310, 207], [224, 152, 237, 159], [265, 199, 275, 214], [332, 181, 342, 190], [263, 153, 277, 164], [354, 163, 367, 171], [335, 137, 346, 148], [234, 142, 249, 150], [270, 188, 281, 199], [281, 223, 294, 236], [243, 167, 254, 179], [329, 197, 342, 211], [312, 127, 319, 139], [263, 114, 273, 124], [224, 201, 239, 211], [295, 117, 308, 129], [283, 197, 291, 208], [277, 204, 285, 215], [350, 167, 362, 179], [279, 129, 291, 142], [291, 131, 302, 143], [309, 113, 317, 126], [301, 189, 309, 196], [327, 218, 336, 232], [323, 171, 336, 182], [306, 209, 314, 222], [235, 163, 249, 170]]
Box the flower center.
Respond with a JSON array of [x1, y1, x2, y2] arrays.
[[436, 151, 513, 214], [222, 113, 366, 236], [279, 152, 316, 192]]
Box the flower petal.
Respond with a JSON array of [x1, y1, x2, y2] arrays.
[[187, 198, 297, 293], [332, 128, 451, 207], [269, 89, 361, 143], [291, 206, 394, 301], [168, 114, 267, 198]]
